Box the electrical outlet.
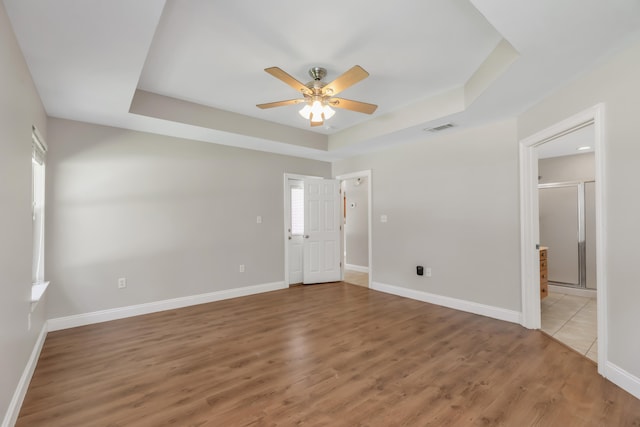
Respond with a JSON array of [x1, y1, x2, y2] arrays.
[[239, 264, 245, 273], [256, 216, 262, 224], [425, 268, 432, 278], [380, 214, 388, 223], [118, 277, 127, 288]]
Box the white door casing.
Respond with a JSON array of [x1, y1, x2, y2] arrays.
[[287, 179, 304, 284], [336, 170, 373, 288], [303, 179, 341, 284], [519, 104, 606, 376]]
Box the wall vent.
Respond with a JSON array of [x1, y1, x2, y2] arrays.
[[424, 123, 454, 132]]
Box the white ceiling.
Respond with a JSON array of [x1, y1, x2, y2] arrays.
[[537, 124, 595, 159], [4, 0, 640, 161]]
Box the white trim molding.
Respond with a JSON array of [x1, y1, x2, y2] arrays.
[[371, 282, 522, 324], [335, 170, 373, 288], [605, 362, 640, 401], [518, 103, 607, 377], [2, 323, 48, 427], [345, 264, 369, 273], [283, 173, 325, 286], [48, 281, 287, 332]]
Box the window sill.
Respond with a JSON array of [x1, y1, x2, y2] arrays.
[[31, 281, 50, 311]]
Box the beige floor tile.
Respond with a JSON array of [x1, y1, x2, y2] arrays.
[[541, 292, 597, 361], [553, 333, 594, 354], [541, 319, 566, 336], [586, 340, 598, 362], [344, 270, 369, 287]]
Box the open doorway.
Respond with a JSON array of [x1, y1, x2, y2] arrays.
[[537, 124, 597, 361], [519, 104, 606, 374], [336, 170, 372, 288]]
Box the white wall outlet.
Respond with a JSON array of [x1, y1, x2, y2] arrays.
[[425, 268, 432, 277], [256, 215, 262, 224], [239, 264, 245, 273], [380, 214, 388, 223], [118, 277, 127, 288]]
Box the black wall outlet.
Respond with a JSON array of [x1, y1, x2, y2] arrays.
[[416, 266, 424, 276]]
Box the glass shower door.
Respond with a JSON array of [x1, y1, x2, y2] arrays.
[[539, 184, 581, 287]]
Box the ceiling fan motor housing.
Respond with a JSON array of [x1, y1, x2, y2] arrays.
[[308, 67, 327, 81]]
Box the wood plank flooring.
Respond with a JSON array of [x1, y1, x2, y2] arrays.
[[17, 283, 640, 426]]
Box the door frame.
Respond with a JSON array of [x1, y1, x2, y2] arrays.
[[519, 104, 606, 375], [335, 170, 372, 288], [283, 173, 323, 286]]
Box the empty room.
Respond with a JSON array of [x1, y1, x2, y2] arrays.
[[2, 1, 640, 425]]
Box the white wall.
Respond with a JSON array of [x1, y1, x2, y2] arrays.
[[45, 119, 331, 319], [344, 177, 368, 268], [0, 1, 48, 421], [519, 38, 640, 379], [538, 152, 595, 184], [333, 120, 521, 311]]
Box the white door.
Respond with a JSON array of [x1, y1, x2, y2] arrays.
[[287, 180, 304, 284], [303, 179, 341, 284]]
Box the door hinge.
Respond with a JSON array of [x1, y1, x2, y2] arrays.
[[340, 262, 342, 267]]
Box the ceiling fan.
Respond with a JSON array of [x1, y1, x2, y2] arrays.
[[257, 65, 378, 127]]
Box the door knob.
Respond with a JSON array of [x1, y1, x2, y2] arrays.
[[304, 235, 310, 239]]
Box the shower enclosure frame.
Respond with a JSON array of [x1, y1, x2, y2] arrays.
[[538, 180, 595, 290]]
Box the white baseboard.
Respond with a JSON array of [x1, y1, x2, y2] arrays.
[[345, 264, 369, 273], [605, 362, 640, 401], [2, 323, 48, 427], [549, 284, 597, 298], [371, 282, 522, 324], [48, 281, 287, 332]]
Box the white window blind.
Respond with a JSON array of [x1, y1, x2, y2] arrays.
[[32, 126, 47, 165], [291, 187, 304, 235], [32, 126, 47, 284]]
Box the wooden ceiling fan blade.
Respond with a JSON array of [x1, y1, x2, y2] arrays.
[[328, 97, 378, 114], [264, 67, 312, 96], [322, 65, 369, 97], [256, 99, 304, 109], [309, 111, 324, 127]]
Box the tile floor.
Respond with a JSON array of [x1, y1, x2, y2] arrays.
[[541, 292, 597, 362], [344, 270, 369, 288]]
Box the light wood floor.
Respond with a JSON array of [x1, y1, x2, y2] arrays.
[[18, 283, 640, 426]]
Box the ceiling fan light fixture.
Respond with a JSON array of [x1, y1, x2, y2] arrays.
[[259, 65, 377, 127], [299, 100, 335, 122], [298, 104, 312, 119], [322, 105, 335, 120], [310, 100, 324, 121]]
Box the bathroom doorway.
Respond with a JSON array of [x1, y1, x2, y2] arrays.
[[537, 125, 597, 361]]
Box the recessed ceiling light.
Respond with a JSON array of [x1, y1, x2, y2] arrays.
[[577, 146, 592, 151]]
